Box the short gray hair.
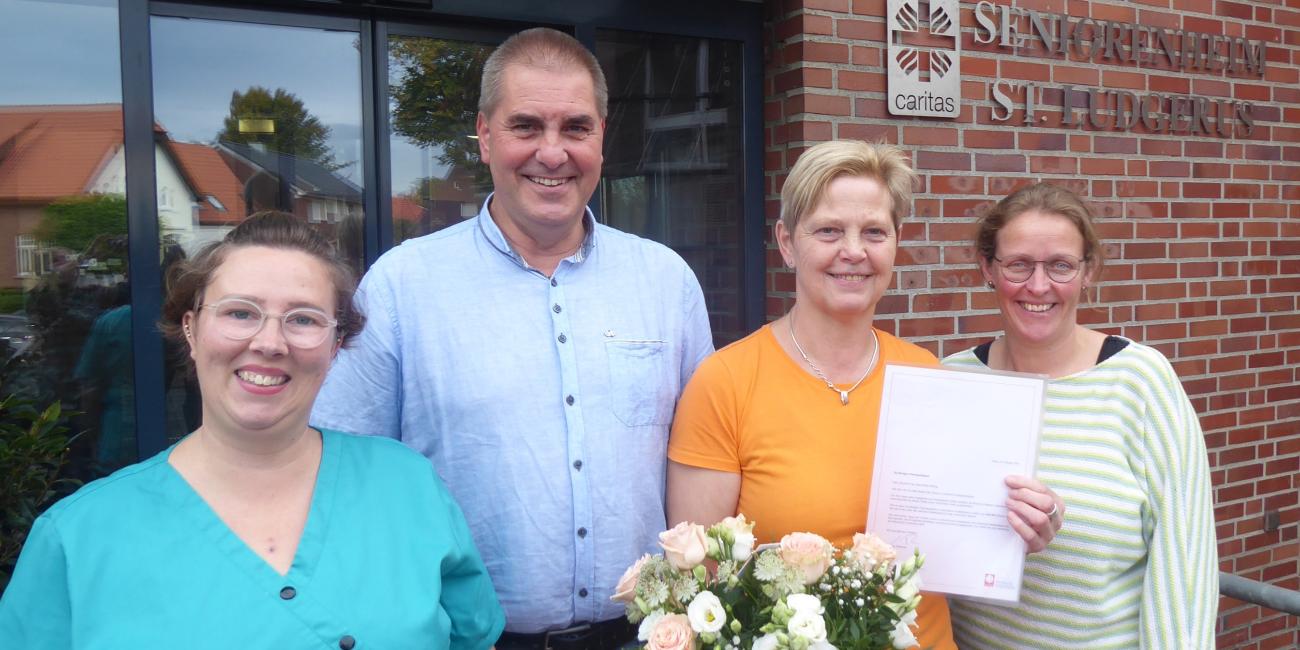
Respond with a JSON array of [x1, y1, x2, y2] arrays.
[[479, 28, 609, 120]]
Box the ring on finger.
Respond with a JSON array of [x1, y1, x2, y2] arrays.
[[1046, 502, 1059, 520]]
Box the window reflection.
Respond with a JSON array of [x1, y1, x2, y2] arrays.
[[0, 1, 134, 481], [387, 35, 493, 243], [596, 31, 746, 345], [150, 15, 364, 439]]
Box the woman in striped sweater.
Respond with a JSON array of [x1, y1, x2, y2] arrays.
[[943, 182, 1218, 649]]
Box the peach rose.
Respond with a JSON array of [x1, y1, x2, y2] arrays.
[[647, 613, 696, 650], [851, 532, 897, 572], [612, 553, 651, 603], [659, 522, 709, 570], [780, 532, 834, 585]]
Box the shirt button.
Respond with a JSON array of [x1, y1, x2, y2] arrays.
[[279, 586, 296, 600], [566, 395, 574, 405], [573, 459, 583, 470], [558, 333, 567, 344], [553, 304, 562, 313], [579, 588, 589, 597], [577, 527, 587, 538], [339, 636, 356, 650], [551, 278, 558, 287]]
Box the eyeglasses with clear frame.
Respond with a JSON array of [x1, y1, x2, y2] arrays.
[[198, 298, 338, 348], [992, 255, 1086, 284]]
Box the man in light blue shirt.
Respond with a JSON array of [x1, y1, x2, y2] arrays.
[[311, 27, 713, 646]]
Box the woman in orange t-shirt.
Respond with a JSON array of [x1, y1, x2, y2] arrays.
[[667, 141, 1061, 650]]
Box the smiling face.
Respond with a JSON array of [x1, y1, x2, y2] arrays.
[[980, 209, 1091, 347], [476, 63, 604, 243], [183, 246, 339, 439], [776, 174, 898, 322]]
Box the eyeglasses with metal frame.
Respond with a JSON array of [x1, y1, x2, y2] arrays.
[[992, 255, 1086, 284]]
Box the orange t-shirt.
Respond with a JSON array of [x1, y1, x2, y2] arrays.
[[669, 324, 957, 650]]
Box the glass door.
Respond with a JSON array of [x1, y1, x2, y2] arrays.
[[149, 9, 366, 439], [382, 26, 504, 244]]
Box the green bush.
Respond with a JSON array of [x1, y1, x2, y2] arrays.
[[0, 289, 23, 314], [0, 395, 81, 592]]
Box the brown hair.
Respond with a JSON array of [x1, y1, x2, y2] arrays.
[[479, 27, 609, 120], [780, 140, 916, 232], [160, 211, 365, 348], [975, 182, 1106, 277]]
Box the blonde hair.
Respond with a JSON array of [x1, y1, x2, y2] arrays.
[[479, 28, 608, 119], [780, 140, 916, 232]]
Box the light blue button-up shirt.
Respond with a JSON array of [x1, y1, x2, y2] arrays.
[[312, 198, 713, 632]]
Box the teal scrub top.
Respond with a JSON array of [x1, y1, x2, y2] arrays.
[[0, 428, 505, 649]]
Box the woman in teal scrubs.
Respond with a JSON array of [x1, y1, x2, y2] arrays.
[[0, 212, 505, 649]]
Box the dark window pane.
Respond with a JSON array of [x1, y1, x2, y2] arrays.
[[150, 15, 364, 441], [0, 0, 134, 482], [387, 36, 493, 243], [596, 31, 746, 345]]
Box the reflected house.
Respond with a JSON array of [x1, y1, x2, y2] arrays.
[[396, 163, 479, 237], [0, 104, 245, 286], [167, 141, 246, 249], [214, 140, 363, 235]]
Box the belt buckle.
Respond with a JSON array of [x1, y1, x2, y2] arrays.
[[542, 623, 592, 650]]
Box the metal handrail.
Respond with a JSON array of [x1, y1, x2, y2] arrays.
[[1219, 572, 1300, 615]]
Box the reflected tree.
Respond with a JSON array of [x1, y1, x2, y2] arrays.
[[32, 195, 128, 254], [217, 86, 339, 170], [388, 38, 489, 176]]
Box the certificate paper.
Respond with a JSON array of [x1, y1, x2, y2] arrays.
[[866, 363, 1046, 605]]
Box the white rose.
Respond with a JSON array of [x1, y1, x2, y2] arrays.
[[753, 633, 780, 650], [889, 610, 919, 649], [717, 515, 757, 562], [686, 591, 727, 633], [732, 531, 756, 562], [638, 611, 665, 642], [889, 621, 918, 649], [787, 611, 828, 644], [810, 642, 838, 650], [785, 593, 824, 617]]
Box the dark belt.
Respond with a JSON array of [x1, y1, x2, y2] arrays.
[[496, 618, 637, 650]]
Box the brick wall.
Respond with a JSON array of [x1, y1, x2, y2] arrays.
[[762, 0, 1300, 647]]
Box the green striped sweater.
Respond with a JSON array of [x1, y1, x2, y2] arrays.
[[943, 338, 1218, 649]]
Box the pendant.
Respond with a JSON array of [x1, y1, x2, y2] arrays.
[[839, 390, 849, 405]]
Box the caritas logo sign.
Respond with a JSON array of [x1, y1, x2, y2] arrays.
[[887, 0, 961, 118]]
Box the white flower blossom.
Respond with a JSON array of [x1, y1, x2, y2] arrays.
[[686, 591, 727, 633], [753, 633, 780, 650], [889, 610, 919, 649], [788, 611, 829, 643], [786, 593, 823, 617], [638, 611, 665, 642]]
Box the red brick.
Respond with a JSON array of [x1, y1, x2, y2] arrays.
[[903, 127, 958, 146], [964, 130, 1014, 149], [785, 93, 851, 117], [916, 151, 971, 171]]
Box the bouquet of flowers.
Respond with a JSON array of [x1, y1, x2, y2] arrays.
[[612, 515, 924, 650]]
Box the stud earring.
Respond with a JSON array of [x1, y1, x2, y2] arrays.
[[985, 281, 995, 289], [184, 324, 192, 339]]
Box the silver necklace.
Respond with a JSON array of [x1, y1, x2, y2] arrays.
[[788, 307, 880, 406]]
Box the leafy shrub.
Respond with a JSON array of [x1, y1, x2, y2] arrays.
[[0, 395, 81, 592]]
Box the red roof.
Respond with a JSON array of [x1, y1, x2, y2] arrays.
[[169, 141, 246, 224], [0, 104, 125, 201], [392, 195, 426, 222]]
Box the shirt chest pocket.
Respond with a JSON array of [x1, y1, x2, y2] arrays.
[[605, 339, 674, 426]]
